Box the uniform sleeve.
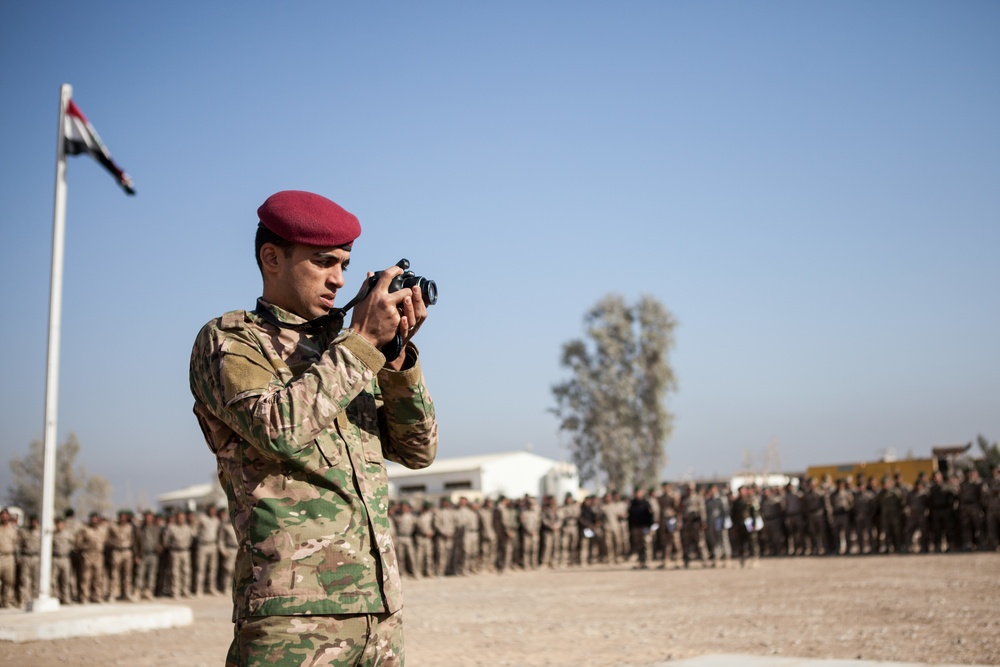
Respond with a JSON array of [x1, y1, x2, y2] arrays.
[[375, 344, 438, 470], [190, 317, 387, 462]]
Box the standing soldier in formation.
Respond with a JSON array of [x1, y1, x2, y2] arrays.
[[680, 483, 709, 568], [905, 478, 930, 553], [598, 493, 621, 565], [852, 478, 878, 555], [539, 496, 561, 568], [18, 515, 42, 604], [456, 497, 480, 575], [392, 501, 419, 578], [164, 511, 193, 598], [478, 498, 498, 573], [415, 501, 436, 577], [627, 489, 655, 569], [0, 509, 16, 608], [76, 512, 108, 603], [704, 485, 731, 568], [878, 476, 906, 553], [217, 507, 238, 594], [494, 496, 516, 573], [558, 494, 580, 567], [135, 510, 162, 600], [519, 496, 540, 569], [802, 478, 830, 556], [51, 516, 74, 604], [829, 479, 854, 555], [107, 510, 137, 601], [656, 483, 682, 569], [783, 483, 805, 556], [928, 471, 956, 553], [433, 498, 457, 576], [194, 505, 220, 596], [958, 469, 987, 551], [759, 486, 785, 557], [730, 486, 761, 568]]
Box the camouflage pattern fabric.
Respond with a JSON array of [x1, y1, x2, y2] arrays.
[[189, 300, 437, 622], [227, 610, 403, 667]]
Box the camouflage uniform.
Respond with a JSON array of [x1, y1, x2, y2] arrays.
[[190, 300, 436, 666], [457, 500, 480, 574], [107, 514, 137, 601], [75, 517, 108, 603], [51, 522, 74, 604], [680, 486, 709, 567], [391, 504, 418, 578], [703, 488, 731, 567], [958, 471, 987, 551], [18, 521, 42, 604], [0, 516, 16, 608], [164, 514, 193, 598], [195, 508, 221, 596], [656, 486, 682, 568], [415, 504, 436, 577], [218, 512, 240, 594], [478, 500, 498, 573], [557, 497, 580, 567], [432, 500, 457, 576], [758, 488, 785, 557], [519, 499, 540, 569], [539, 497, 561, 568]]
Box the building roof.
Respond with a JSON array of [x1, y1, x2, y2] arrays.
[[386, 450, 567, 479], [156, 483, 217, 503]]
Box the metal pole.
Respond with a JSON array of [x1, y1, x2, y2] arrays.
[[30, 83, 72, 612]]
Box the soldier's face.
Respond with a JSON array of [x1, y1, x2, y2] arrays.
[[265, 244, 351, 320]]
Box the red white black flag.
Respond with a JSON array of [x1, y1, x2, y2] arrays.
[[64, 99, 135, 195]]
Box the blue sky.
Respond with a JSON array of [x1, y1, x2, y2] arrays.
[[1, 2, 997, 508]]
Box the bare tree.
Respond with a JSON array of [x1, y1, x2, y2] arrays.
[[7, 433, 112, 517], [551, 294, 677, 492]]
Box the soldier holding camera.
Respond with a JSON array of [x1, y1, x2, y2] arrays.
[[189, 190, 438, 667]]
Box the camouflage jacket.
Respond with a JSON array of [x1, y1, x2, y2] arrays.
[[189, 301, 437, 620]]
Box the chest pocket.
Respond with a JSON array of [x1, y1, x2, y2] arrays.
[[345, 391, 384, 465]]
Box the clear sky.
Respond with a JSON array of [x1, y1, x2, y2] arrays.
[[1, 2, 998, 509]]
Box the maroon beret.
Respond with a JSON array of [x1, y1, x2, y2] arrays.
[[257, 190, 361, 248]]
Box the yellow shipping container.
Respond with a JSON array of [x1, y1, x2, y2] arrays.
[[806, 458, 937, 486]]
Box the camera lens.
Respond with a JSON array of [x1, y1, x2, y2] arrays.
[[420, 278, 438, 306]]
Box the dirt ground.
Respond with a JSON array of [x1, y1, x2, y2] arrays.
[[3, 553, 998, 667]]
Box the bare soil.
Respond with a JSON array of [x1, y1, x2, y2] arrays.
[[4, 553, 998, 667]]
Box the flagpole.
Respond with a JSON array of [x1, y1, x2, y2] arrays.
[[30, 83, 72, 613]]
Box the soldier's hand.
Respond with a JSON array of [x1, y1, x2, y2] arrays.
[[349, 266, 410, 350]]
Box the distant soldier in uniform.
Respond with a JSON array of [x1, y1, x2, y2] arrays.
[[986, 467, 1000, 551], [194, 505, 220, 596], [455, 497, 479, 575], [759, 487, 785, 557], [627, 489, 655, 569], [392, 501, 418, 578], [598, 493, 622, 565], [829, 479, 854, 555], [878, 476, 905, 553], [558, 494, 580, 567], [18, 514, 42, 605], [783, 483, 805, 556], [802, 478, 830, 556], [478, 498, 498, 573], [905, 478, 930, 553], [680, 484, 709, 568], [0, 509, 16, 608], [519, 496, 541, 569], [958, 469, 987, 551], [135, 510, 162, 600], [163, 511, 193, 598], [51, 517, 74, 604], [416, 501, 437, 577], [656, 484, 682, 569], [731, 486, 761, 567], [493, 496, 516, 573], [107, 509, 137, 601], [852, 478, 878, 555], [704, 485, 731, 568], [539, 496, 562, 568], [217, 507, 239, 594], [75, 512, 108, 603], [928, 471, 955, 553], [433, 498, 457, 576]]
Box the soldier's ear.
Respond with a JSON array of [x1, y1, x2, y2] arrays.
[[259, 243, 283, 274]]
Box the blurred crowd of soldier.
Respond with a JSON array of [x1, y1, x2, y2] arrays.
[[0, 505, 238, 609], [388, 466, 1000, 577], [2, 466, 996, 607]]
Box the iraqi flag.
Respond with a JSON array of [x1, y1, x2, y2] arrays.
[[64, 99, 135, 195]]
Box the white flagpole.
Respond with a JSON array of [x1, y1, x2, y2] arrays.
[[30, 83, 72, 613]]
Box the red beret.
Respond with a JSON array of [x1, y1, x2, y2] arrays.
[[257, 190, 361, 248]]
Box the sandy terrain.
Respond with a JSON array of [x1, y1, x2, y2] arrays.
[[3, 553, 998, 667]]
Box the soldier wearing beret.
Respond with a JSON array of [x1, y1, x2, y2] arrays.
[[190, 190, 437, 666]]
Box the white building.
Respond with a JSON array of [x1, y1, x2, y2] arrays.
[[157, 483, 225, 512], [386, 451, 581, 501]]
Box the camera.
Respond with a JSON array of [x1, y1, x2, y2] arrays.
[[366, 258, 438, 306]]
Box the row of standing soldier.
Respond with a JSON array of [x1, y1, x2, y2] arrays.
[[388, 466, 1000, 577], [0, 505, 238, 609]]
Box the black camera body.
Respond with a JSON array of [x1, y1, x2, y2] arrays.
[[360, 258, 437, 360], [367, 258, 438, 306]]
